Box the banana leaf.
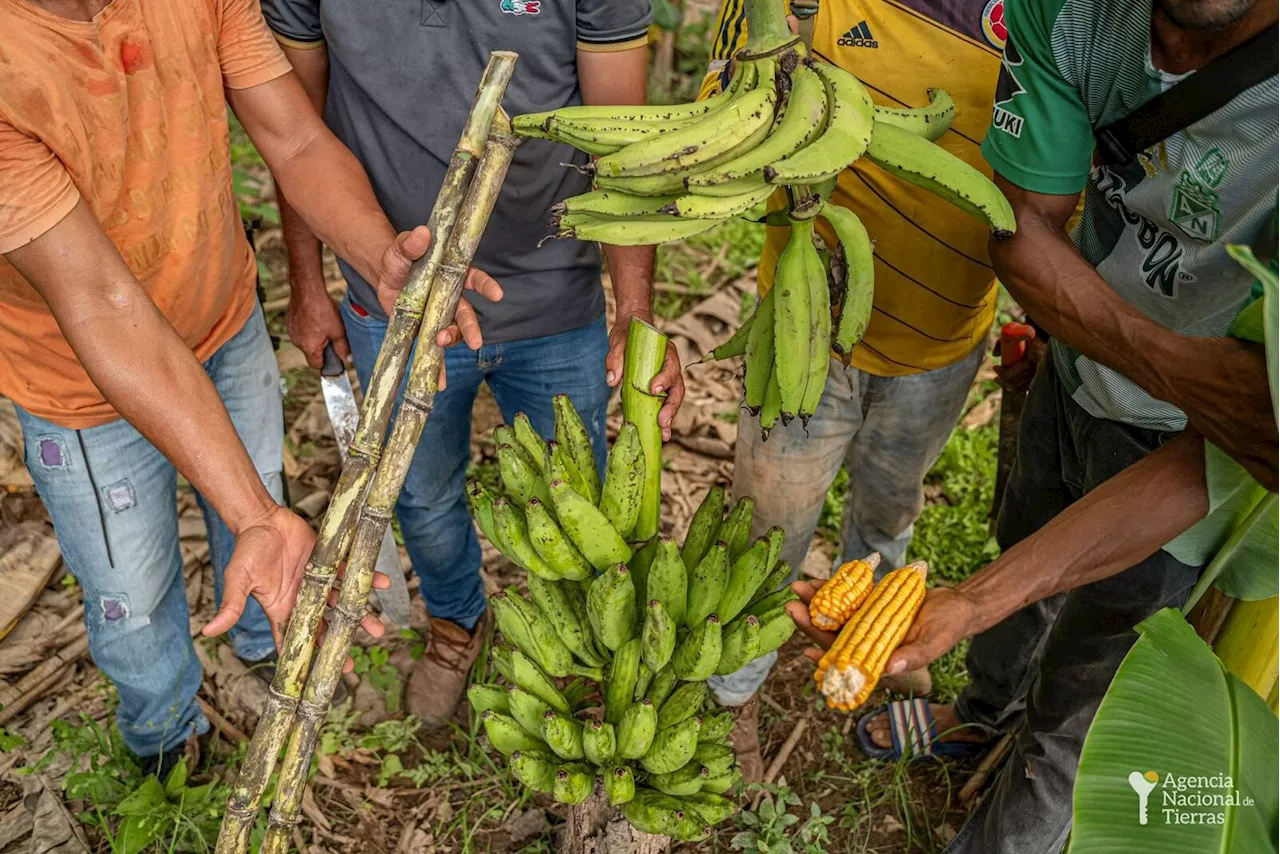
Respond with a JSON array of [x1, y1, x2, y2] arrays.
[[1165, 245, 1278, 603], [1169, 448, 1278, 603], [1070, 608, 1278, 853]]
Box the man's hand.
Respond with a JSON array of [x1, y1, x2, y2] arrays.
[[287, 283, 351, 369], [992, 332, 1047, 395], [1167, 336, 1277, 491], [202, 504, 314, 648], [785, 579, 978, 675], [884, 587, 980, 676], [372, 226, 504, 389], [606, 313, 685, 441], [202, 502, 391, 672]]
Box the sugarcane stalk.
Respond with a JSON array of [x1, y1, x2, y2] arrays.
[[257, 120, 522, 853], [215, 51, 518, 854], [621, 317, 669, 543]]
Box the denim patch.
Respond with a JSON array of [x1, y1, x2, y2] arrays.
[[102, 479, 136, 512], [36, 436, 69, 469], [101, 595, 130, 622]]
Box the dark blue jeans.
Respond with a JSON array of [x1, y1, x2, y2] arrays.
[[946, 355, 1202, 854], [342, 297, 611, 630]]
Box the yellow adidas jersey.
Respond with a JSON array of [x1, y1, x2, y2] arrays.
[[699, 0, 1008, 375]]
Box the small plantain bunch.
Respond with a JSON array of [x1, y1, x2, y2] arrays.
[[517, 40, 1014, 438], [466, 396, 799, 840], [512, 45, 1012, 250]]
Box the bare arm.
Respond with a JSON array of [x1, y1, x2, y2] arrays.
[[785, 429, 1211, 669], [579, 46, 685, 438], [989, 177, 1276, 489], [6, 200, 312, 642], [237, 69, 499, 358], [273, 44, 347, 368]]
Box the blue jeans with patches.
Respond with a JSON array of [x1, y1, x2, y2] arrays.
[[341, 297, 610, 630], [16, 306, 282, 760], [708, 346, 985, 706]]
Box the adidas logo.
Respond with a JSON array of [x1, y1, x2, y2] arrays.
[[838, 21, 879, 49]]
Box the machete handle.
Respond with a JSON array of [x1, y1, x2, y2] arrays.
[[999, 322, 1035, 366], [321, 342, 345, 378]]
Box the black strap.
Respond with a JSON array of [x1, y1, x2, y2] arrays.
[[1094, 22, 1278, 167]]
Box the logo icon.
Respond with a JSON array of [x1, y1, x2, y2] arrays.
[[838, 21, 879, 49], [982, 0, 1007, 49], [991, 35, 1025, 137], [1169, 147, 1227, 242], [500, 0, 540, 15], [1128, 771, 1160, 825]]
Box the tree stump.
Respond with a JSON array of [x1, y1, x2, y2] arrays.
[[557, 787, 668, 854]]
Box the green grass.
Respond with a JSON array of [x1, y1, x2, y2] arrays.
[[907, 424, 1001, 585]]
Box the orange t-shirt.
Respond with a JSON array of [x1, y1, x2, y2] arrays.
[[0, 0, 292, 428]]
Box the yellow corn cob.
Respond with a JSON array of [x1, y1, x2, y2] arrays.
[[815, 562, 927, 710], [808, 553, 879, 631]]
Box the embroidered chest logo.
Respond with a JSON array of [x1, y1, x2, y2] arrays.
[[500, 0, 540, 15], [1169, 148, 1227, 242], [982, 0, 1008, 50], [837, 21, 879, 49]]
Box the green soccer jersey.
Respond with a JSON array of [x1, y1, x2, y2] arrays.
[[981, 0, 1279, 431]]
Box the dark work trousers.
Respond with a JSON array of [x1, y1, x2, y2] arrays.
[[945, 353, 1203, 854]]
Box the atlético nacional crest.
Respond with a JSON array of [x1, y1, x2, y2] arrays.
[[1169, 148, 1227, 242], [500, 0, 540, 14]]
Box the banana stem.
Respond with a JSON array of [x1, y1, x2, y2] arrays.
[[215, 51, 518, 854], [256, 122, 521, 854], [744, 0, 796, 53], [621, 318, 669, 543]]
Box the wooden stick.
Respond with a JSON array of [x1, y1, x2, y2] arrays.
[[753, 717, 809, 807], [199, 698, 250, 744], [215, 51, 518, 854], [0, 636, 88, 722], [959, 733, 1014, 806]]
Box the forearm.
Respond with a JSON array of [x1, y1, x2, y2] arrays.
[[228, 75, 393, 287], [958, 430, 1209, 635], [268, 131, 392, 286], [8, 202, 276, 533], [990, 217, 1181, 402], [606, 244, 656, 318], [275, 45, 332, 300]]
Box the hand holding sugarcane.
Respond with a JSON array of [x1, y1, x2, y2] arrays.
[[372, 223, 505, 389]]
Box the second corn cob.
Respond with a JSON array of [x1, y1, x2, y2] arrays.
[[808, 553, 879, 631]]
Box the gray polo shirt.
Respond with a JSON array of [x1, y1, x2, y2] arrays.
[[262, 0, 651, 341]]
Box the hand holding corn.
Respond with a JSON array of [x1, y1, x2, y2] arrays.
[[787, 560, 940, 710]]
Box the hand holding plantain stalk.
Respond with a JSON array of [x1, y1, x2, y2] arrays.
[[216, 51, 519, 854]]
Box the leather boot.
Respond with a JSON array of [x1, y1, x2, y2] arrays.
[[728, 695, 765, 784], [406, 612, 488, 728]]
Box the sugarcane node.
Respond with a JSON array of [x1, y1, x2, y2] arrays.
[[265, 687, 301, 707]]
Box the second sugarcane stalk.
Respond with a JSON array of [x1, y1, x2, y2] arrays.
[[259, 122, 522, 852], [216, 50, 520, 854]]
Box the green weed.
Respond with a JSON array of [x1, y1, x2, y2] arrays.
[[733, 783, 835, 854]]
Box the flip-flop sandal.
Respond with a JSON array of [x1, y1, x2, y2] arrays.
[[854, 698, 994, 762]]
